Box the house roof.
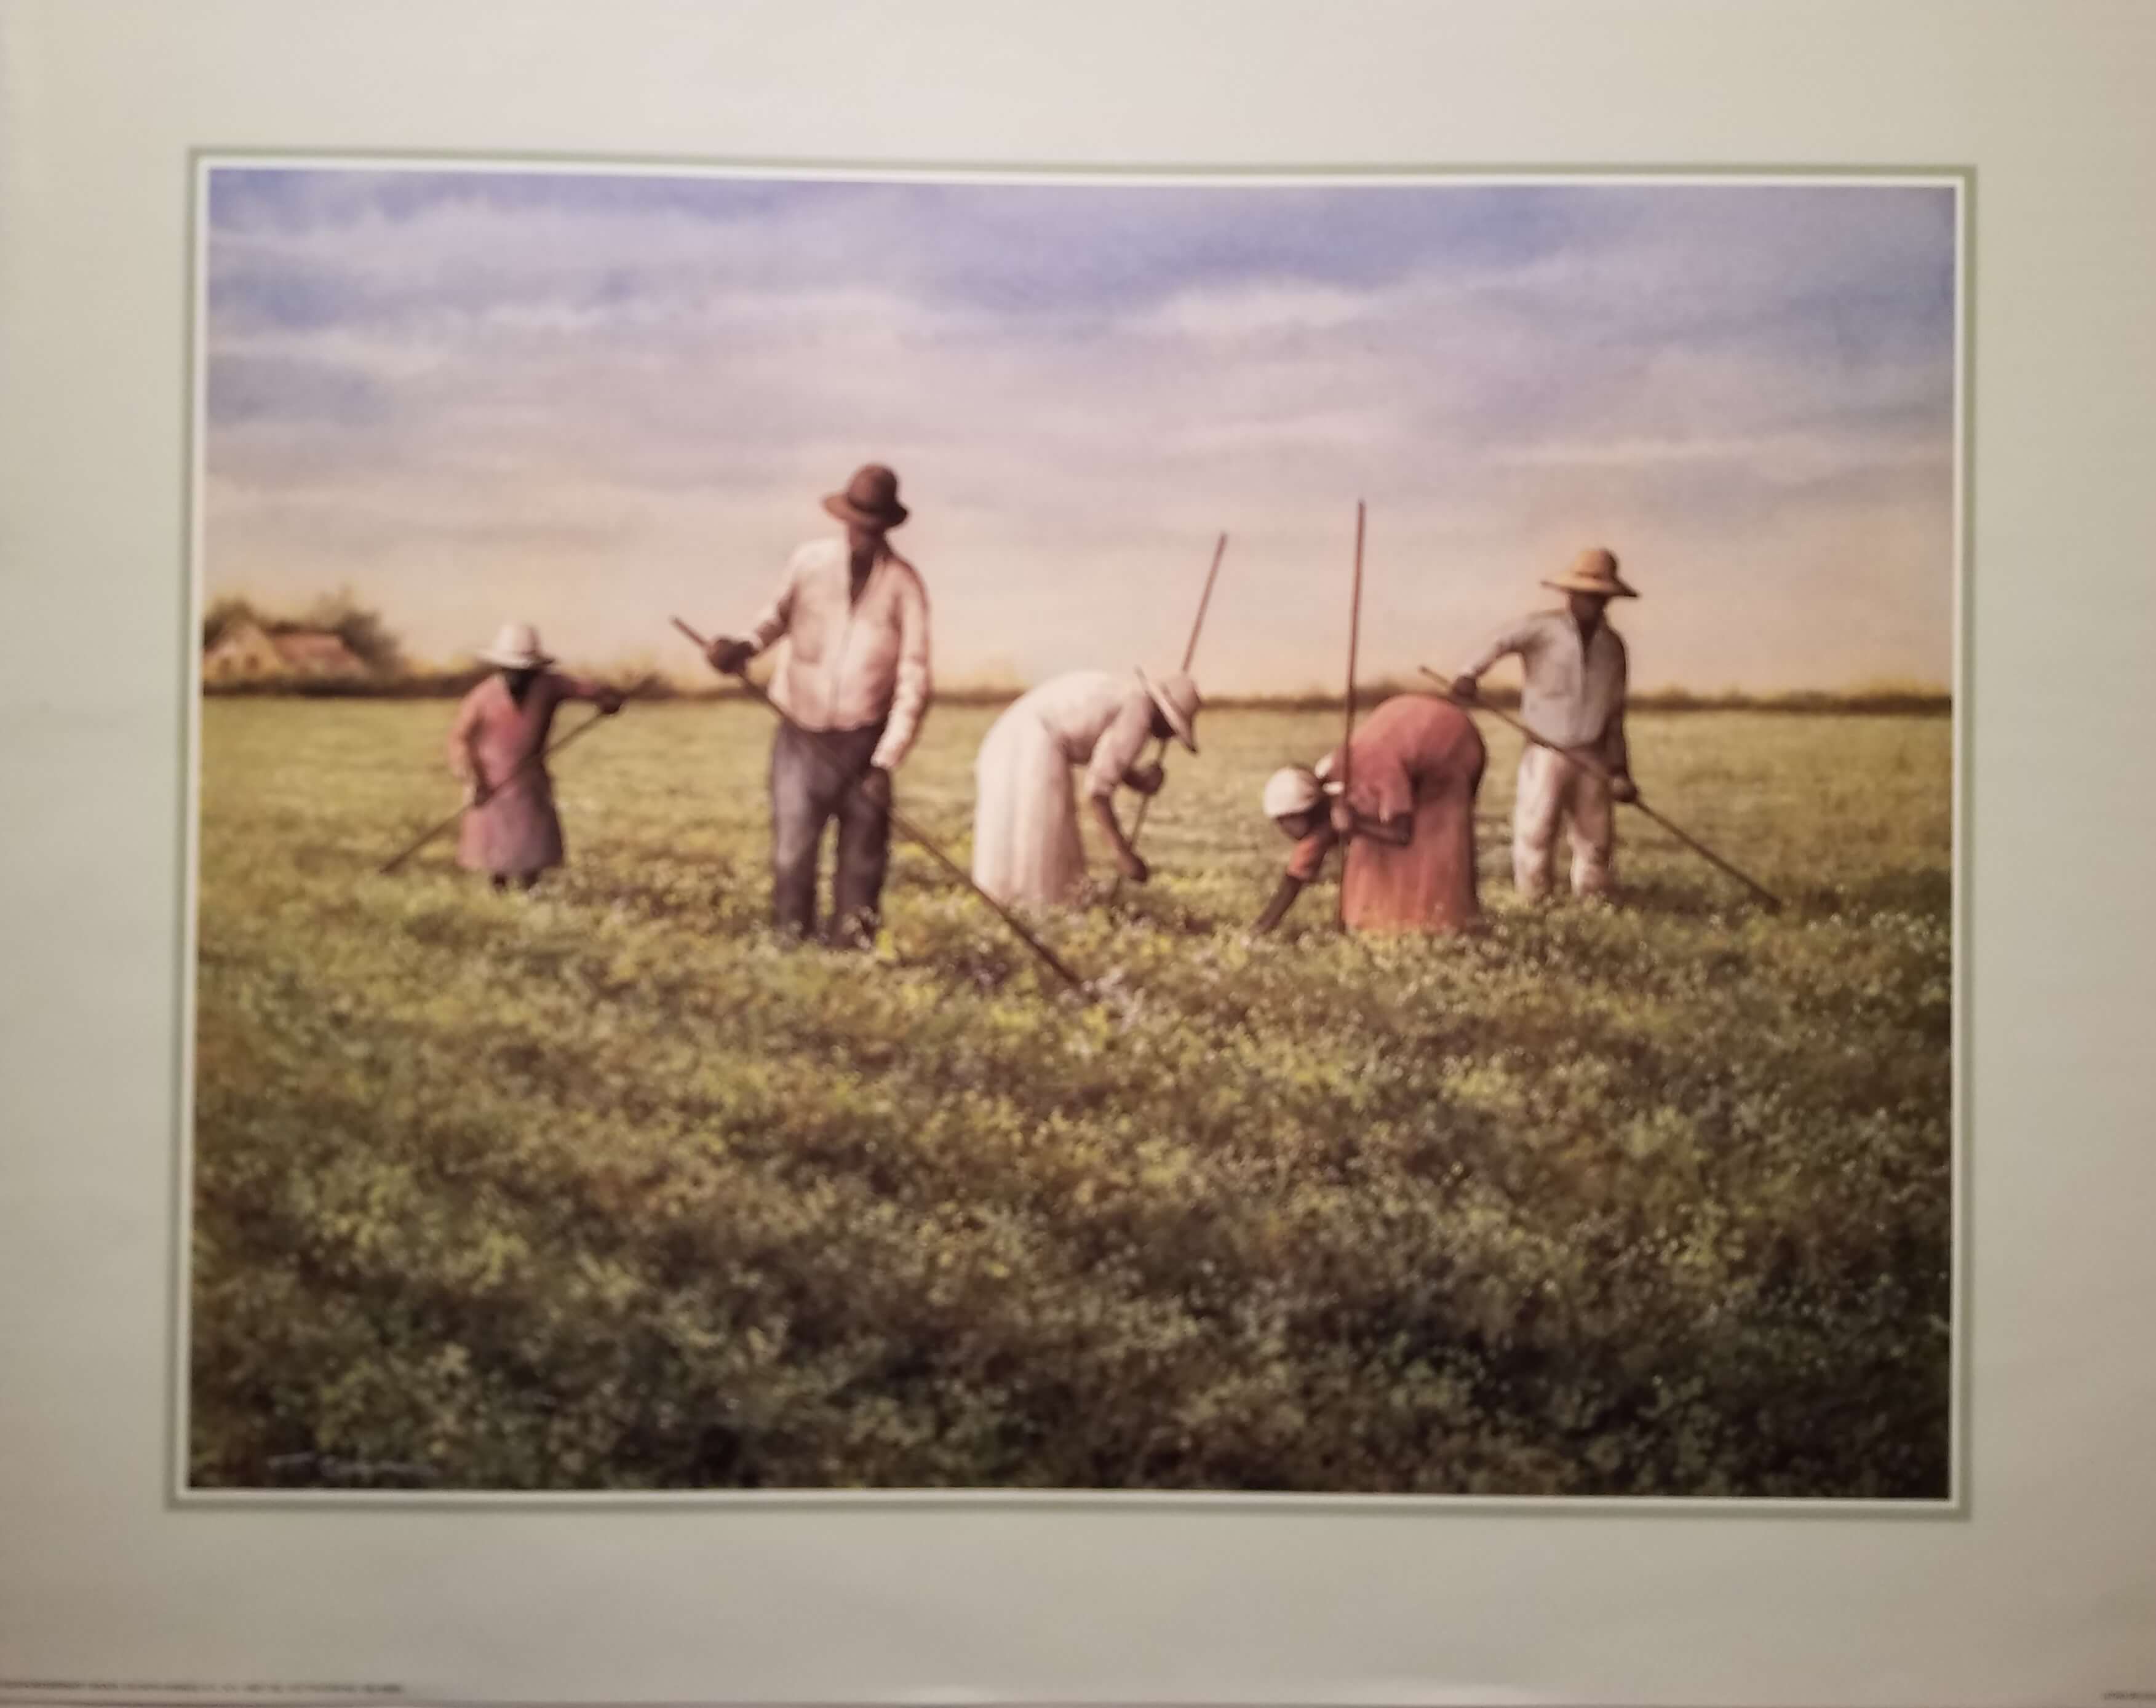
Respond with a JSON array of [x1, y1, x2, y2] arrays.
[[268, 630, 365, 672], [205, 618, 274, 653]]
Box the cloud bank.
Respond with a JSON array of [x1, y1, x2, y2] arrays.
[[202, 170, 1957, 694]]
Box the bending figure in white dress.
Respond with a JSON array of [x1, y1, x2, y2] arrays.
[[971, 669, 1201, 905]]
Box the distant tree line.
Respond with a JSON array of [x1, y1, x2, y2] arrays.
[[199, 596, 1949, 714], [1214, 680, 1953, 716]]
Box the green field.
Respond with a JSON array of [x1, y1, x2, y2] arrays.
[[189, 696, 1954, 1496]]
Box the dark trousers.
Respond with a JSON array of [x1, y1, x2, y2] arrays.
[[768, 718, 890, 944]]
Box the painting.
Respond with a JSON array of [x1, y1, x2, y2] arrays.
[[184, 162, 1960, 1498]]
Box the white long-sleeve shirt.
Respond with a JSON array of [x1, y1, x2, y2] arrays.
[[1012, 669, 1157, 801], [741, 538, 933, 771], [1460, 608, 1631, 773]]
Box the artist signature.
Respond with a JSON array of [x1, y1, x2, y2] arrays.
[[264, 1452, 440, 1488]]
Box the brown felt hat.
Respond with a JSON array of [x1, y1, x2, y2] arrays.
[[822, 463, 909, 530], [1541, 546, 1638, 599]]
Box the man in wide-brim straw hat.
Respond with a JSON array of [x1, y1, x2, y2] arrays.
[[1452, 546, 1641, 900], [447, 621, 624, 891], [702, 463, 932, 946], [971, 667, 1201, 905], [1249, 691, 1486, 936]]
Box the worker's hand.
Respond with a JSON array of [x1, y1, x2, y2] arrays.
[[857, 765, 894, 811], [1330, 798, 1358, 838], [1450, 673, 1479, 703], [706, 637, 755, 675], [1609, 773, 1639, 805], [597, 689, 626, 716], [1127, 761, 1165, 796], [467, 778, 493, 808], [1116, 848, 1151, 884]]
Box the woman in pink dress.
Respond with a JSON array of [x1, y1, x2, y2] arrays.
[[447, 621, 623, 891], [1249, 693, 1486, 936]]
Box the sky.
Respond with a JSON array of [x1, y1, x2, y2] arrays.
[[201, 169, 1959, 695]]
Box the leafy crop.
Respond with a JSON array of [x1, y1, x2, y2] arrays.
[[189, 699, 1952, 1495]]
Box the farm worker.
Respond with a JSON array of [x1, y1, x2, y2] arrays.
[[447, 621, 624, 891], [702, 464, 932, 947], [971, 668, 1201, 905], [1452, 546, 1639, 899], [1249, 693, 1485, 935]]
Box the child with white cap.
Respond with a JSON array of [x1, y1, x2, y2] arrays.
[[1252, 693, 1484, 936]]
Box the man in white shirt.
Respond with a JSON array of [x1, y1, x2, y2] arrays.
[[705, 464, 932, 945], [1452, 547, 1639, 900]]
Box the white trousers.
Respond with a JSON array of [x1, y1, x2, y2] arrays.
[[1513, 744, 1615, 899]]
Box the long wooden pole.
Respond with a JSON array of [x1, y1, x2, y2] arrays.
[[1337, 501, 1366, 926], [1118, 531, 1228, 872], [378, 675, 654, 876], [671, 617, 1089, 994], [1416, 665, 1785, 912]]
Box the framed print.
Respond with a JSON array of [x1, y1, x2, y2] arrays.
[[4, 2, 2153, 1705], [179, 159, 1963, 1506]]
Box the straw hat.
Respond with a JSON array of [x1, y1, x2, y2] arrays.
[[822, 463, 909, 530], [1541, 546, 1639, 599], [1137, 669, 1201, 754], [480, 620, 553, 670], [1263, 765, 1323, 819]]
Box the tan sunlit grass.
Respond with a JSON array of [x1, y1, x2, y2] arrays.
[[189, 699, 1952, 1495]]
